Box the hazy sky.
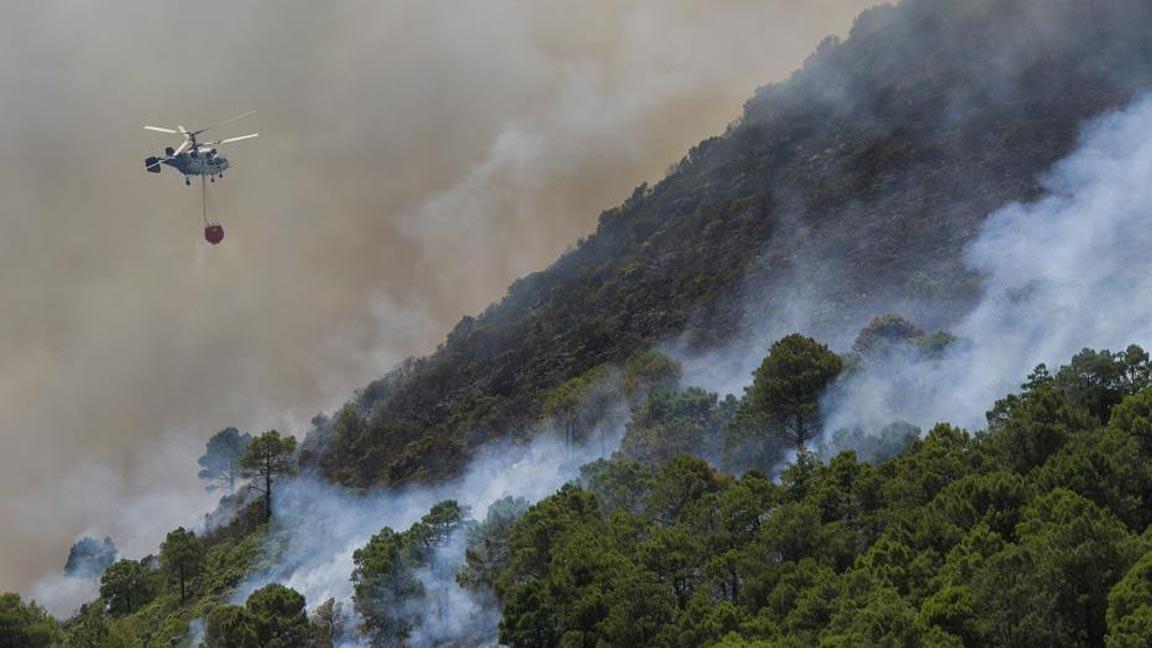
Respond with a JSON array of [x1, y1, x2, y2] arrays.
[[0, 0, 879, 594]]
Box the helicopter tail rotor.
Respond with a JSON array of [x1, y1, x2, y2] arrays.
[[144, 156, 162, 173]]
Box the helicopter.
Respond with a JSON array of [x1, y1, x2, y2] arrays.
[[143, 111, 258, 244], [143, 110, 258, 185]]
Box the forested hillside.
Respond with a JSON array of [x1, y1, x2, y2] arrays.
[[481, 344, 1152, 647], [12, 341, 1152, 646], [314, 0, 1152, 488]]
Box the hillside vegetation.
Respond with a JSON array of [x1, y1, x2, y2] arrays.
[[314, 0, 1152, 489], [11, 342, 1152, 647]]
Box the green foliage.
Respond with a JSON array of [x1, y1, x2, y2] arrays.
[[1108, 549, 1152, 647], [621, 350, 683, 398], [580, 458, 656, 515], [616, 387, 734, 467], [199, 530, 266, 598], [829, 422, 919, 464], [851, 314, 925, 355], [542, 365, 619, 446], [744, 334, 843, 452], [987, 368, 1094, 475], [0, 593, 58, 648], [240, 430, 298, 522], [64, 606, 138, 648], [159, 527, 203, 604], [489, 344, 1152, 647], [204, 584, 317, 648], [1110, 387, 1152, 455], [459, 496, 530, 591], [1054, 346, 1152, 423], [99, 559, 155, 616], [850, 314, 955, 363], [351, 500, 469, 644]]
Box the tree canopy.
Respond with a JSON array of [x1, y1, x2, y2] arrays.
[[240, 430, 297, 522], [744, 334, 843, 452]]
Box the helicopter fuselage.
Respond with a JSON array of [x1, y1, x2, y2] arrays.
[[146, 150, 229, 177]]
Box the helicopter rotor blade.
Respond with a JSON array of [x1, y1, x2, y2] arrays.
[[200, 133, 259, 148], [190, 110, 256, 136], [144, 126, 179, 134], [171, 137, 192, 157]]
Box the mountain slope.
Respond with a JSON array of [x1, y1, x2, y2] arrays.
[[314, 0, 1152, 487]]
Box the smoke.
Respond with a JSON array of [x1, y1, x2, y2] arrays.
[[233, 421, 622, 646], [822, 93, 1152, 433], [681, 92, 1152, 445], [27, 574, 99, 621], [1, 0, 879, 593], [18, 432, 218, 617]]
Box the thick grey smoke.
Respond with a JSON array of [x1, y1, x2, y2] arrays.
[[823, 94, 1152, 433], [0, 1, 879, 592]]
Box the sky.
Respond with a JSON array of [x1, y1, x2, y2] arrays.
[[0, 0, 881, 594]]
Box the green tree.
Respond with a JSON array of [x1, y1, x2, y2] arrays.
[[205, 584, 316, 648], [1054, 346, 1151, 422], [1107, 550, 1152, 648], [0, 593, 57, 648], [351, 526, 421, 642], [542, 365, 617, 447], [744, 334, 843, 452], [245, 584, 314, 648], [159, 527, 202, 604], [65, 605, 137, 648], [99, 559, 153, 616], [987, 371, 1092, 475], [969, 489, 1140, 647], [580, 458, 656, 515], [621, 350, 683, 398], [617, 387, 732, 467], [352, 500, 468, 643], [198, 427, 252, 494], [645, 455, 729, 526], [1110, 387, 1152, 455], [458, 496, 529, 591], [240, 430, 297, 522], [204, 605, 258, 648]]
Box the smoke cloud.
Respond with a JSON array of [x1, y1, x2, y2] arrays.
[[234, 424, 621, 646], [823, 93, 1152, 433], [681, 92, 1152, 445], [0, 1, 879, 593]]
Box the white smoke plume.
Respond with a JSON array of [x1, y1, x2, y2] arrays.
[[234, 421, 623, 646], [680, 92, 1152, 441], [822, 92, 1152, 433], [21, 432, 218, 618]]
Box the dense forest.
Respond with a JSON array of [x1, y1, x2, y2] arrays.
[[9, 339, 1152, 646], [10, 0, 1152, 645]]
